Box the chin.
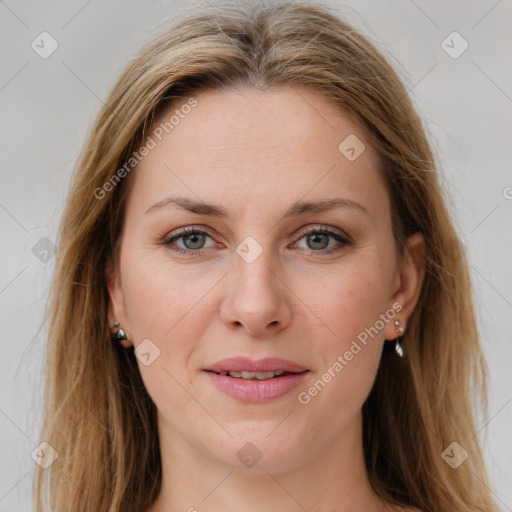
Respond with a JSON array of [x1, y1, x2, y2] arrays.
[[203, 426, 310, 473]]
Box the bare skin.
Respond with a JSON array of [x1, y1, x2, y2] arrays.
[[107, 85, 425, 512]]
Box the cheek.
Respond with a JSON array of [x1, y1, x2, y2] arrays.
[[292, 257, 392, 412], [120, 250, 221, 389], [122, 251, 211, 337], [298, 256, 392, 350], [120, 256, 214, 413]]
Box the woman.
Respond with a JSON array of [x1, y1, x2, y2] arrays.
[[34, 1, 497, 511]]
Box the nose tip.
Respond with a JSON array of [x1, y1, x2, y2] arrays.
[[220, 260, 292, 336]]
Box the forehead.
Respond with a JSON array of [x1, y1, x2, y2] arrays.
[[150, 85, 371, 164], [127, 85, 388, 220]]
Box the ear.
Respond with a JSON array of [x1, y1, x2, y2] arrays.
[[105, 257, 133, 348], [384, 232, 426, 341]]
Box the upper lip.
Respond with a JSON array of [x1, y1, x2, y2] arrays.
[[203, 357, 309, 374]]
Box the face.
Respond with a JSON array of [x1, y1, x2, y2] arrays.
[[107, 86, 424, 473]]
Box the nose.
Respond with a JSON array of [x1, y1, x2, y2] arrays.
[[220, 250, 292, 336]]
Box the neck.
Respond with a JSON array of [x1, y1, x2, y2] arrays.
[[147, 412, 389, 512]]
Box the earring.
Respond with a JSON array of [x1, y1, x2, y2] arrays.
[[112, 320, 127, 343], [394, 320, 405, 358]]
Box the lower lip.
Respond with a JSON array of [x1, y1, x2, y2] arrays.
[[204, 371, 309, 403]]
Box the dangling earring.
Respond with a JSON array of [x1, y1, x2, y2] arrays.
[[394, 320, 405, 358], [112, 320, 127, 344]]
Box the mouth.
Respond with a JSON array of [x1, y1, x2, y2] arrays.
[[203, 356, 309, 374], [203, 357, 309, 402], [205, 369, 307, 380]]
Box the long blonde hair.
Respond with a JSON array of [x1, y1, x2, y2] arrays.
[[34, 2, 497, 511]]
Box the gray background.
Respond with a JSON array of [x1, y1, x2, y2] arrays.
[[1, 0, 511, 510]]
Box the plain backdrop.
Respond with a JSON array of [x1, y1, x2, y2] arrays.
[[1, 0, 511, 510]]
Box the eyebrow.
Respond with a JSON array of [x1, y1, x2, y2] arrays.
[[145, 196, 369, 217]]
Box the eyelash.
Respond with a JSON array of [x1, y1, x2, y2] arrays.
[[162, 225, 352, 256]]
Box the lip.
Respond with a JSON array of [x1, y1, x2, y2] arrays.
[[203, 357, 309, 403], [205, 371, 309, 403], [203, 357, 308, 374]]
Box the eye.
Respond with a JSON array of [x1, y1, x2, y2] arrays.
[[163, 227, 217, 255], [163, 225, 352, 256], [294, 226, 352, 255]]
